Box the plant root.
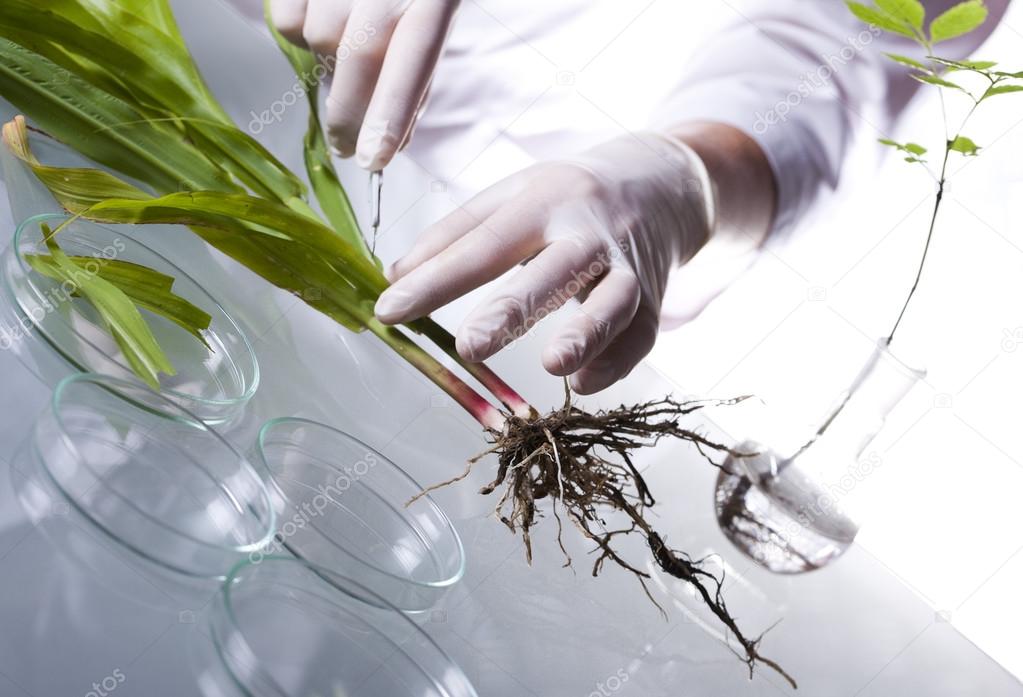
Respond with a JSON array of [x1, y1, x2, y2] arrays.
[[422, 386, 797, 689]]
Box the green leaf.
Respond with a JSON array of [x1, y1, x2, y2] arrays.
[[37, 225, 174, 389], [982, 84, 1023, 98], [846, 1, 918, 38], [0, 42, 234, 194], [911, 73, 963, 90], [949, 135, 981, 155], [930, 0, 988, 44], [876, 0, 925, 29], [929, 55, 998, 71], [263, 0, 375, 263], [885, 52, 929, 70], [0, 0, 306, 204], [878, 138, 927, 161], [5, 117, 374, 333], [27, 254, 214, 349]]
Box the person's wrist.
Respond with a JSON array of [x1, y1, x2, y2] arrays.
[[668, 121, 777, 249]]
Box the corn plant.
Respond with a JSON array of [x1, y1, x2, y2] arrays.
[[0, 0, 798, 683]]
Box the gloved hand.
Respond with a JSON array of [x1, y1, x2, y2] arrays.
[[270, 0, 460, 170], [374, 132, 717, 394]]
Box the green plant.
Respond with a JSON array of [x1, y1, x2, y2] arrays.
[[847, 0, 1023, 343], [0, 0, 794, 684]]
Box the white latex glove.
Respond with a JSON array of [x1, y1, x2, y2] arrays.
[[270, 0, 459, 169], [375, 133, 716, 394]]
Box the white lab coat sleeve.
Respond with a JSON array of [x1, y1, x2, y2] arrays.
[[649, 0, 1009, 239]]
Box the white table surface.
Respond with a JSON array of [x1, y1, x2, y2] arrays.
[[0, 1, 1021, 694]]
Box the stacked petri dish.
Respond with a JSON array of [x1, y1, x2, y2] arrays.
[[3, 209, 475, 694], [201, 557, 478, 697], [253, 418, 466, 613], [16, 373, 277, 579]]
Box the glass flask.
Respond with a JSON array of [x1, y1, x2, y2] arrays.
[[23, 373, 276, 579], [200, 556, 478, 697], [0, 213, 259, 425], [254, 418, 465, 612], [715, 339, 925, 573]]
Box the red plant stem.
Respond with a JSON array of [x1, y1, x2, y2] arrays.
[[412, 318, 536, 420], [365, 318, 507, 431]]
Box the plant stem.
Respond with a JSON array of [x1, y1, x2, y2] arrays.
[[885, 143, 950, 345], [411, 318, 536, 420], [365, 317, 507, 431]]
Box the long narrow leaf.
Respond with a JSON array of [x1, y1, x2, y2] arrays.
[[0, 43, 234, 193], [39, 225, 175, 389], [0, 0, 306, 203], [27, 254, 214, 349], [263, 0, 372, 260]]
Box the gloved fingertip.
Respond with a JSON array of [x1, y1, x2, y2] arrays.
[[456, 325, 497, 363], [542, 342, 581, 376], [355, 129, 398, 171], [374, 287, 415, 324], [570, 361, 617, 395], [329, 141, 354, 159]]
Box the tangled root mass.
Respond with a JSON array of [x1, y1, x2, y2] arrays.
[[415, 389, 797, 689]]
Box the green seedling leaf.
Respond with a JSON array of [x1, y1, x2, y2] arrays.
[[912, 73, 963, 90], [885, 53, 929, 70], [878, 138, 927, 161], [982, 84, 1023, 99], [846, 1, 918, 38], [949, 135, 981, 155], [36, 225, 174, 389], [929, 56, 998, 71], [930, 0, 988, 44], [877, 0, 925, 29]]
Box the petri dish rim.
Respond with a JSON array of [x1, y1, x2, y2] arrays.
[[39, 373, 277, 572], [255, 416, 466, 590], [215, 555, 477, 697], [4, 213, 261, 410]]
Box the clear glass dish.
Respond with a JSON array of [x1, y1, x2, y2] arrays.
[[254, 418, 465, 612], [210, 556, 478, 697], [26, 373, 276, 579], [0, 213, 259, 424]]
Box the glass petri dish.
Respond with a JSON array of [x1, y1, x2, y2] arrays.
[[211, 557, 478, 697], [254, 418, 465, 612], [0, 213, 259, 424], [27, 373, 276, 579]]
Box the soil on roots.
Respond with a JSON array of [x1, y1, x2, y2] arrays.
[[415, 388, 797, 689]]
